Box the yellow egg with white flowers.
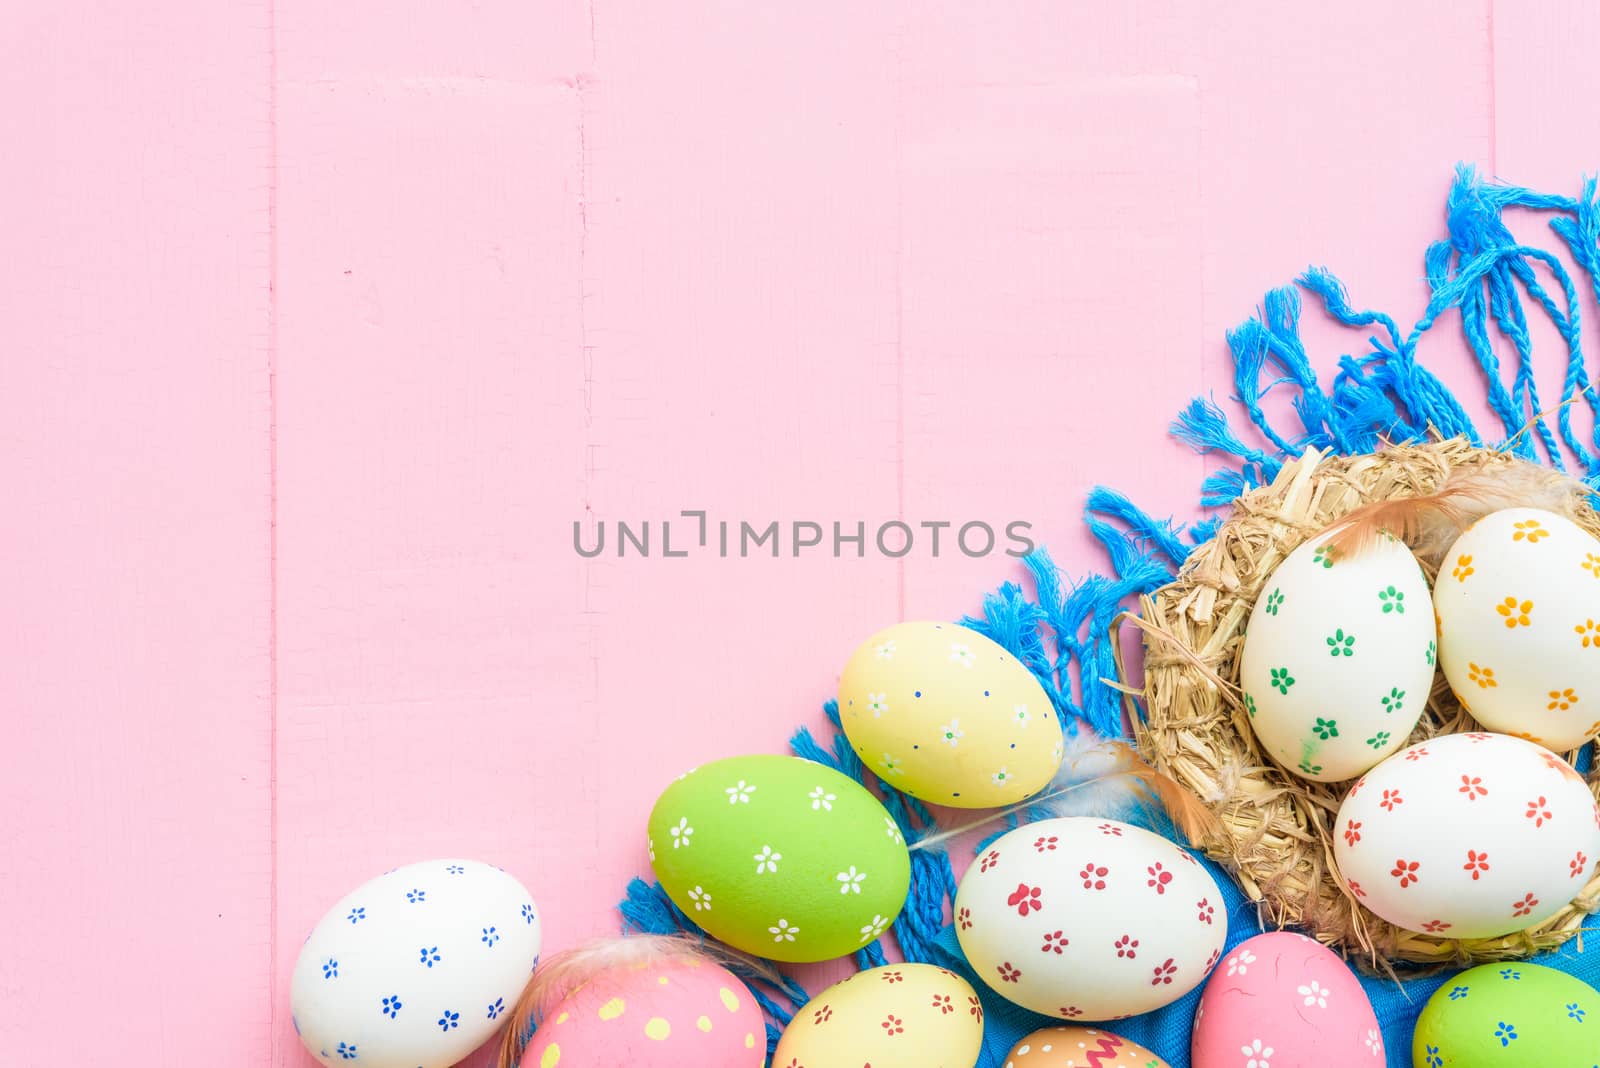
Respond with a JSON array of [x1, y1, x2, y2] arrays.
[[838, 621, 1062, 808]]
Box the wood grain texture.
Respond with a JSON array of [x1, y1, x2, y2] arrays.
[[0, 1, 274, 1061], [269, 58, 591, 1068], [5, 3, 1599, 1065]]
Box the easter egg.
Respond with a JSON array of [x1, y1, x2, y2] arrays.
[[772, 963, 983, 1068], [1435, 507, 1600, 752], [1004, 1026, 1172, 1067], [521, 956, 765, 1067], [838, 621, 1063, 807], [647, 754, 910, 962], [1412, 962, 1598, 1066], [1239, 529, 1435, 781], [1332, 733, 1600, 938], [1191, 932, 1384, 1067], [954, 817, 1225, 1020], [289, 859, 541, 1068]]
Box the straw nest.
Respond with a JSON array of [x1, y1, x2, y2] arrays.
[[1130, 438, 1600, 972]]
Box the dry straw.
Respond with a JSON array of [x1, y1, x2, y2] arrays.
[[1130, 438, 1600, 974]]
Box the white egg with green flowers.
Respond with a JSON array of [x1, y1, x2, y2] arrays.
[[1238, 529, 1436, 782]]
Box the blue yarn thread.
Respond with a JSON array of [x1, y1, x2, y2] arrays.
[[615, 165, 1600, 1064]]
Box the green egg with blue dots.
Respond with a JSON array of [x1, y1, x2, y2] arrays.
[[1413, 962, 1597, 1066]]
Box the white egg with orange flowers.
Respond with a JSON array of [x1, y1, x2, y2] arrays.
[[1434, 507, 1600, 752]]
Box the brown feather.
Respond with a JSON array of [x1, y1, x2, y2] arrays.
[[1100, 739, 1224, 847], [1319, 491, 1474, 562], [1320, 465, 1590, 565]]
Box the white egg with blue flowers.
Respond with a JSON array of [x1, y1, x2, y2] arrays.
[[289, 858, 541, 1068]]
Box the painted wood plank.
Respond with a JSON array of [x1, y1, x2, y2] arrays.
[[0, 2, 274, 1061], [269, 70, 591, 1068]]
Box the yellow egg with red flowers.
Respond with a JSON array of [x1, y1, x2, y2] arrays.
[[772, 963, 983, 1068]]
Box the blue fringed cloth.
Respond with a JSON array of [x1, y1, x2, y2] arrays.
[[616, 164, 1600, 1068]]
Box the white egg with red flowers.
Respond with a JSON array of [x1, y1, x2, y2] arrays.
[[954, 816, 1225, 1021], [1333, 733, 1600, 938]]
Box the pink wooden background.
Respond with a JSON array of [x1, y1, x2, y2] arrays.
[[4, 1, 1598, 1063]]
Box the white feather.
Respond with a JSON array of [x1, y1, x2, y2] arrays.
[[1032, 727, 1146, 820], [912, 726, 1148, 853]]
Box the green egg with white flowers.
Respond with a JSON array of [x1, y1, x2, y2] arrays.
[[1412, 962, 1598, 1067], [647, 754, 911, 963]]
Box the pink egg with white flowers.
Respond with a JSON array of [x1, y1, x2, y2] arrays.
[[1191, 932, 1383, 1068], [520, 957, 765, 1068]]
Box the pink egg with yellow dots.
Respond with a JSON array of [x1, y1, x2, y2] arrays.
[[514, 939, 766, 1068]]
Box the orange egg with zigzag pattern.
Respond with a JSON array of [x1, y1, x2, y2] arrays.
[[1005, 1026, 1171, 1068]]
